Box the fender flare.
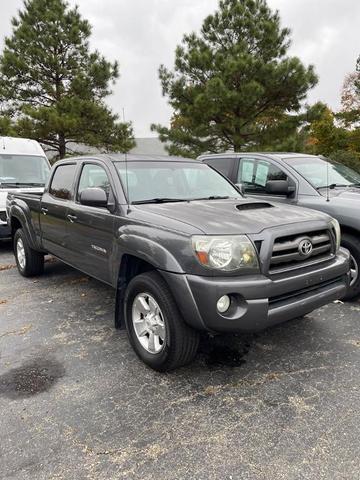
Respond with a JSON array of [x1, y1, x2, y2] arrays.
[[8, 203, 41, 251], [113, 234, 185, 329]]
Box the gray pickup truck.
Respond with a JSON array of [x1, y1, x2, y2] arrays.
[[7, 154, 350, 371], [200, 153, 360, 299]]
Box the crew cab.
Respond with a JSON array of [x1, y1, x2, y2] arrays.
[[0, 136, 50, 238], [200, 153, 360, 299], [7, 154, 350, 371]]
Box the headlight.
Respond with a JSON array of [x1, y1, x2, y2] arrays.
[[191, 235, 259, 271], [331, 219, 341, 251]]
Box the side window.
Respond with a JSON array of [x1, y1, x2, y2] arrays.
[[49, 164, 77, 200], [206, 157, 234, 178], [237, 158, 288, 194], [77, 163, 111, 200]]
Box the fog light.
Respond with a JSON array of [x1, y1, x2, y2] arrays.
[[217, 295, 231, 313]]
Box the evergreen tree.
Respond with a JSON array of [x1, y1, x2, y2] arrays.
[[0, 0, 134, 158], [152, 0, 317, 157]]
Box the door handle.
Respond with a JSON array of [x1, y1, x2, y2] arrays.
[[41, 207, 48, 215], [67, 214, 77, 223]]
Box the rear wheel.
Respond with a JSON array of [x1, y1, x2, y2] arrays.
[[124, 271, 199, 371], [14, 228, 44, 277], [341, 233, 360, 300]]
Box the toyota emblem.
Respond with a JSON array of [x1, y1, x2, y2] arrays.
[[298, 239, 313, 257]]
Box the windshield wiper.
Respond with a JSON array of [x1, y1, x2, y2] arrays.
[[131, 198, 189, 205], [0, 182, 44, 187], [191, 195, 231, 201], [317, 183, 360, 190], [317, 184, 349, 190]]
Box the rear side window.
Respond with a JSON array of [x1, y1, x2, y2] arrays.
[[49, 164, 77, 200], [205, 157, 234, 177]]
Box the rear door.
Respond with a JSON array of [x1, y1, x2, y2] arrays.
[[65, 160, 116, 284], [40, 162, 78, 259]]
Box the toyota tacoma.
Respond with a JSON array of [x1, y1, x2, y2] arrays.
[[7, 154, 350, 371]]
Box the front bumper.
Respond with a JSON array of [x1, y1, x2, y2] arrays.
[[161, 248, 350, 333]]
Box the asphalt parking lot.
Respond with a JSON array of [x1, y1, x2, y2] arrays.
[[0, 240, 359, 480]]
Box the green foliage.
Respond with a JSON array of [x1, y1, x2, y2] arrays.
[[306, 108, 348, 156], [0, 0, 134, 158], [152, 0, 317, 157], [0, 115, 16, 136]]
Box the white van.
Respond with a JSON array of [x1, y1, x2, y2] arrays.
[[0, 137, 51, 238]]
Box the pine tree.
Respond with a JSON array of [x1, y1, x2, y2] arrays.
[[0, 0, 134, 158], [152, 0, 317, 157]]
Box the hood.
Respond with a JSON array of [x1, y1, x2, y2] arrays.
[[323, 187, 360, 201], [0, 187, 44, 210], [133, 198, 329, 235]]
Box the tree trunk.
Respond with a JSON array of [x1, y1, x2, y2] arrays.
[[59, 134, 66, 159]]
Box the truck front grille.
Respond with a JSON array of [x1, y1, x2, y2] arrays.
[[269, 229, 334, 274]]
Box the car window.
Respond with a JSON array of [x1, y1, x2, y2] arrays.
[[205, 157, 234, 177], [284, 156, 360, 189], [0, 155, 50, 186], [237, 158, 288, 194], [115, 161, 240, 203], [77, 164, 111, 200], [49, 164, 77, 200]]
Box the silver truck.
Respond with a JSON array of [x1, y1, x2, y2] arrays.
[[0, 136, 50, 239], [200, 153, 360, 299], [7, 154, 350, 371]]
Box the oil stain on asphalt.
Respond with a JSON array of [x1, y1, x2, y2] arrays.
[[0, 357, 65, 399], [199, 334, 253, 368]]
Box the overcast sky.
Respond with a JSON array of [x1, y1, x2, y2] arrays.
[[0, 0, 359, 137]]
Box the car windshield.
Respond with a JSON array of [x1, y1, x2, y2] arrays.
[[0, 154, 50, 187], [284, 156, 360, 189], [115, 161, 240, 204]]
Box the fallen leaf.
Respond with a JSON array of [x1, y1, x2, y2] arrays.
[[0, 264, 16, 271]]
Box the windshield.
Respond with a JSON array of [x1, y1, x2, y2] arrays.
[[115, 161, 240, 204], [0, 154, 50, 187], [285, 156, 360, 189]]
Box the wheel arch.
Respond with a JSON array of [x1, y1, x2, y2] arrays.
[[115, 254, 157, 329], [340, 224, 360, 239]]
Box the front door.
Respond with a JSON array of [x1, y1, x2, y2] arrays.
[[235, 157, 295, 204], [66, 161, 116, 284]]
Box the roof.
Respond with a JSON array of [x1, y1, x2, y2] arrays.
[[198, 152, 318, 161], [107, 153, 196, 162], [57, 153, 197, 165], [0, 136, 46, 156]]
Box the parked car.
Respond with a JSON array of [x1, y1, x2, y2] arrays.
[[0, 136, 50, 239], [200, 153, 360, 300], [7, 154, 350, 370]]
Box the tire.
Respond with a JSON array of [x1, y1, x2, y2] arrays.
[[341, 233, 360, 300], [14, 228, 44, 277], [124, 271, 200, 371]]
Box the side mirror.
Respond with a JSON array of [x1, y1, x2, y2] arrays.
[[265, 180, 294, 196], [235, 183, 245, 195], [80, 187, 108, 208]]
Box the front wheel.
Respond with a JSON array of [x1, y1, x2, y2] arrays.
[[14, 228, 44, 277], [124, 271, 199, 371], [341, 233, 360, 300]]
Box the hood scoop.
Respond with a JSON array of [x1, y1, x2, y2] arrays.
[[236, 202, 274, 211]]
